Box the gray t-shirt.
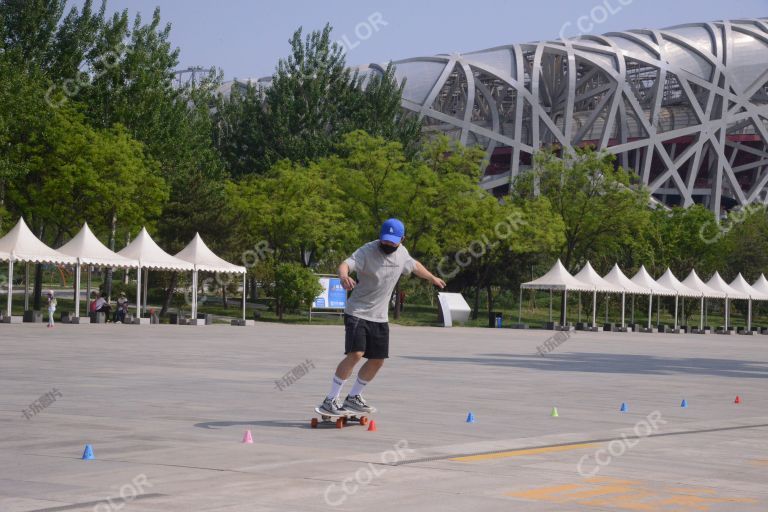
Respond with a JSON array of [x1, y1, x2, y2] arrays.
[[344, 240, 416, 322]]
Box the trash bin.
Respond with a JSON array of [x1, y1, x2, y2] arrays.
[[488, 311, 502, 328]]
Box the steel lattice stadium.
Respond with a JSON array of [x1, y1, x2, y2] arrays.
[[224, 18, 768, 213]]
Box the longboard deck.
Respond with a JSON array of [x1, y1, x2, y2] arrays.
[[311, 406, 376, 429]]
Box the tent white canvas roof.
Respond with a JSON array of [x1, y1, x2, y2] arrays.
[[630, 266, 675, 295], [175, 233, 246, 274], [57, 223, 139, 268], [706, 271, 748, 299], [729, 273, 768, 300], [752, 274, 768, 296], [117, 228, 194, 271], [602, 264, 650, 294], [573, 261, 624, 292], [521, 259, 594, 291], [680, 269, 725, 298], [656, 268, 701, 297], [0, 217, 76, 265]]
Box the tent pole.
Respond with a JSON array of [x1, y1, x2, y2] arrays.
[[86, 266, 91, 314], [647, 293, 652, 330], [564, 289, 568, 327], [621, 292, 626, 328], [632, 294, 635, 324], [748, 298, 752, 332], [136, 266, 141, 319], [7, 259, 13, 318], [143, 268, 148, 314], [725, 297, 729, 331], [605, 295, 609, 323], [242, 273, 246, 321], [657, 296, 660, 326], [578, 292, 581, 323], [75, 263, 81, 318], [674, 295, 678, 331], [592, 290, 596, 327], [24, 262, 29, 311], [192, 270, 197, 321], [682, 296, 685, 326], [699, 296, 703, 331]]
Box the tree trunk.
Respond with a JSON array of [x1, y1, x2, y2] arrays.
[[222, 282, 227, 309], [104, 211, 117, 300], [160, 272, 178, 316], [486, 284, 494, 317], [473, 283, 480, 320]]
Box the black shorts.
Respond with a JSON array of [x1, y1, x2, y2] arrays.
[[344, 314, 389, 359]]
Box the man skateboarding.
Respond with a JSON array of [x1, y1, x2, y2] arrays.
[[319, 218, 446, 416]]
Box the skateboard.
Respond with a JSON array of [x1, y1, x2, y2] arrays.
[[311, 406, 376, 429]]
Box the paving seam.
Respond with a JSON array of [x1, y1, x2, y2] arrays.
[[23, 493, 166, 512], [392, 422, 768, 466]]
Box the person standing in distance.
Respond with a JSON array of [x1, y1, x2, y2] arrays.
[[319, 218, 446, 415]]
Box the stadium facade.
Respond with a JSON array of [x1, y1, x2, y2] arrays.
[[223, 18, 768, 213]]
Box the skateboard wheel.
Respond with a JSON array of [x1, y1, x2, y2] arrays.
[[335, 418, 344, 429], [311, 418, 318, 428], [359, 416, 369, 426]]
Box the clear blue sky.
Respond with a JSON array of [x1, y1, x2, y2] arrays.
[[70, 0, 767, 80]]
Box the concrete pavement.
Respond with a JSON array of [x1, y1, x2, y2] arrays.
[[1, 323, 767, 511]]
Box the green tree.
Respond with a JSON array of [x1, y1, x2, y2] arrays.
[[258, 260, 323, 320], [513, 148, 651, 270]]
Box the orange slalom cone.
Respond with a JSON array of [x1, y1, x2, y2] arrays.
[[735, 395, 742, 404], [242, 430, 254, 444], [367, 420, 377, 432]]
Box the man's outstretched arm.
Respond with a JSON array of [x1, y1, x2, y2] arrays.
[[412, 260, 446, 289]]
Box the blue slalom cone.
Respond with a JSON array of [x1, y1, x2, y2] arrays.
[[620, 402, 628, 412], [82, 444, 94, 460], [466, 412, 475, 423], [680, 399, 688, 408]]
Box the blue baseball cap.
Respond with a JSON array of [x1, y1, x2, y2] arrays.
[[380, 218, 405, 244]]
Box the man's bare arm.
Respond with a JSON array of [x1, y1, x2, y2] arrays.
[[339, 262, 356, 291], [412, 260, 446, 289]]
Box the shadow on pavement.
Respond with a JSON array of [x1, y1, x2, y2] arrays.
[[401, 352, 768, 379]]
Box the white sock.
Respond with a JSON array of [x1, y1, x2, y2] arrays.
[[348, 376, 368, 397], [326, 375, 346, 401]]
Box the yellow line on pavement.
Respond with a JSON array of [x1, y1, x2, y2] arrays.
[[449, 442, 598, 462]]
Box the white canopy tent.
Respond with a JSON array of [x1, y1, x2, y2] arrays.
[[57, 223, 139, 319], [705, 272, 747, 330], [656, 268, 700, 330], [573, 261, 624, 327], [175, 233, 247, 323], [603, 264, 650, 328], [631, 266, 675, 329], [0, 218, 77, 318], [681, 270, 725, 331], [752, 274, 768, 296], [729, 273, 768, 331], [520, 259, 594, 326], [117, 228, 194, 319]]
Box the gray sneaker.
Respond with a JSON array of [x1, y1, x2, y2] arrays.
[[343, 394, 373, 413], [319, 397, 344, 415]]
